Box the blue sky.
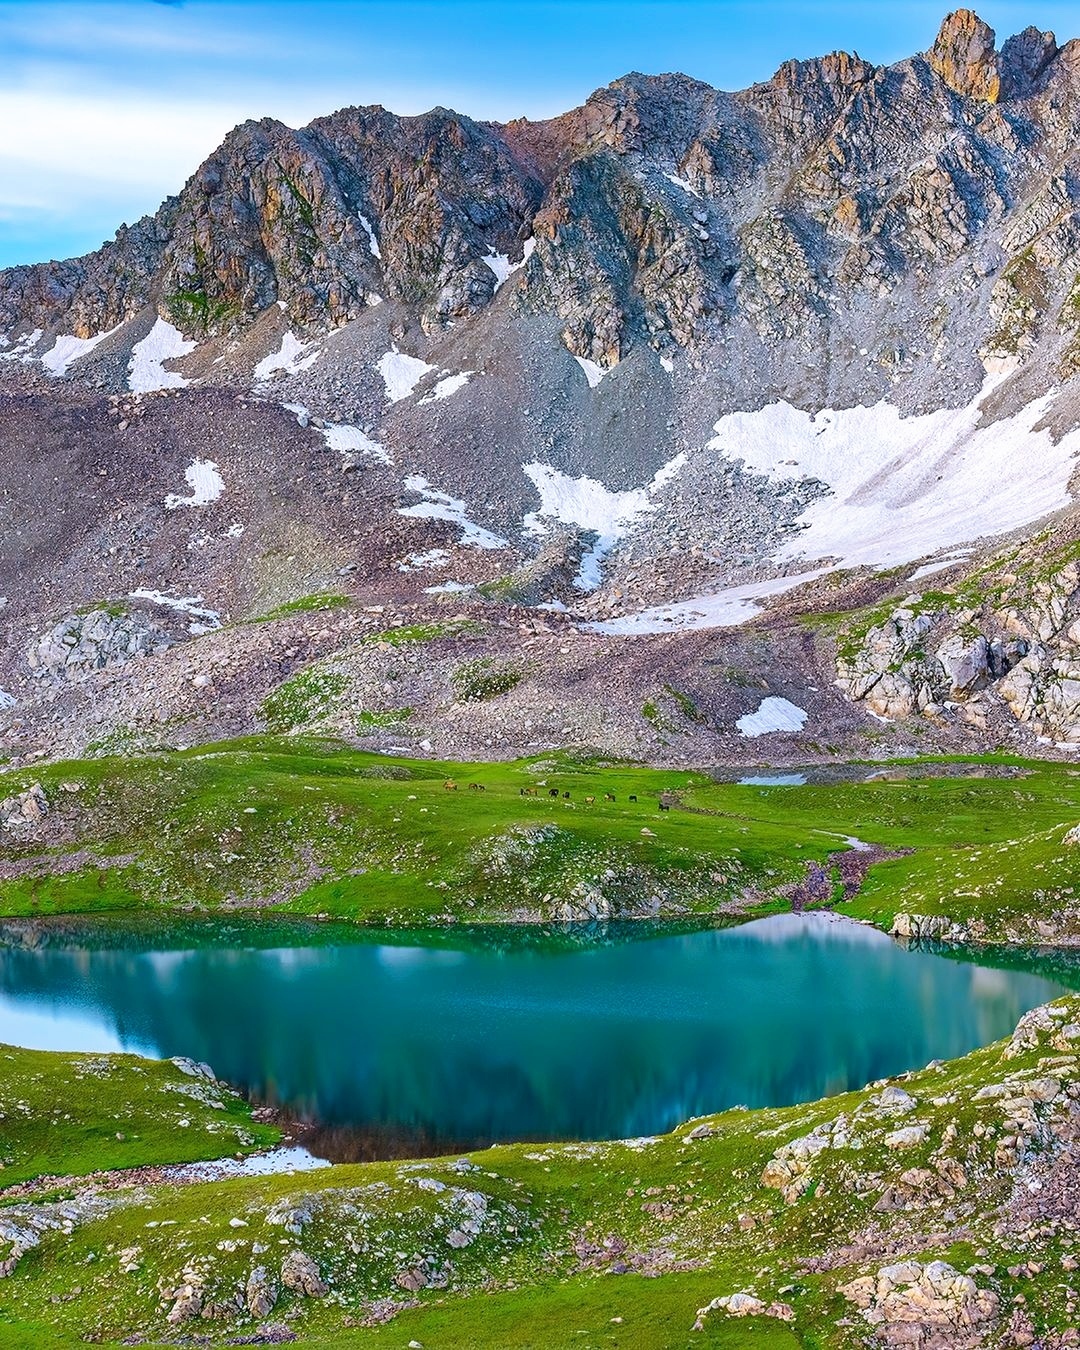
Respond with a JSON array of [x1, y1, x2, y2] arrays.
[[0, 0, 1075, 267]]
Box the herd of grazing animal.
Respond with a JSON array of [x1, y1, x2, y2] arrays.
[[445, 778, 674, 810]]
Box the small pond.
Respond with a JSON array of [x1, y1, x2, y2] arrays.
[[0, 913, 1075, 1158]]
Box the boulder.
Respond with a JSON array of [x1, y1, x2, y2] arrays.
[[280, 1248, 328, 1298], [28, 608, 174, 681]]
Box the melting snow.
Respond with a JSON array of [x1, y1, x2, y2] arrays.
[[523, 455, 687, 590], [399, 548, 451, 572], [164, 458, 224, 509], [398, 476, 509, 550], [585, 569, 827, 635], [660, 355, 674, 374], [320, 423, 391, 466], [129, 589, 222, 636], [0, 689, 15, 710], [573, 355, 606, 388], [377, 346, 436, 402], [736, 696, 809, 737], [41, 326, 119, 377], [253, 332, 319, 381], [282, 402, 311, 427], [738, 773, 808, 786], [484, 238, 535, 290], [663, 172, 700, 197], [0, 328, 43, 362], [421, 371, 471, 403], [129, 318, 197, 393], [425, 580, 476, 593], [358, 213, 381, 259], [909, 550, 972, 581], [709, 380, 1080, 570]]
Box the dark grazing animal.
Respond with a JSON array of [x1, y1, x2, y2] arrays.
[[658, 800, 671, 811], [628, 794, 638, 802]]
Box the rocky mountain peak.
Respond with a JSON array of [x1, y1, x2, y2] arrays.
[[929, 8, 1001, 101]]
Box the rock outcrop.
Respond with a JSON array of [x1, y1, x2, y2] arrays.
[[28, 610, 174, 682]]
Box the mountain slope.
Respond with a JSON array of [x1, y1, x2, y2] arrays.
[[5, 10, 1080, 765]]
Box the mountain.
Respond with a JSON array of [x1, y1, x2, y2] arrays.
[[5, 8, 1080, 765]]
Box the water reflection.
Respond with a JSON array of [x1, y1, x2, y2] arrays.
[[0, 913, 1073, 1158]]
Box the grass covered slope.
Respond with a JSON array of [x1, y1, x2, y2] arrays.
[[3, 742, 1080, 940], [0, 1044, 277, 1187], [0, 997, 1077, 1347]]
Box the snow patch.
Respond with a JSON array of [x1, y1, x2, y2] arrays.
[[0, 329, 43, 362], [421, 371, 472, 403], [129, 589, 222, 636], [253, 332, 319, 381], [320, 423, 391, 466], [424, 580, 476, 594], [663, 172, 700, 197], [523, 455, 687, 591], [41, 326, 119, 377], [736, 696, 809, 738], [909, 550, 972, 581], [584, 569, 827, 635], [398, 476, 508, 550], [377, 346, 436, 402], [129, 318, 197, 393], [164, 458, 224, 509], [484, 238, 534, 290], [709, 381, 1080, 570], [573, 355, 606, 388], [738, 774, 807, 786], [282, 402, 311, 427], [659, 355, 674, 374], [358, 213, 381, 259], [399, 548, 451, 572], [0, 689, 15, 710]]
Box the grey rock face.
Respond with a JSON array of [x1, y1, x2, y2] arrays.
[[28, 610, 173, 681], [0, 784, 48, 834], [5, 8, 1080, 386], [280, 1248, 328, 1298]]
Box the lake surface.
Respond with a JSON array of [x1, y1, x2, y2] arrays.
[[0, 913, 1075, 1158]]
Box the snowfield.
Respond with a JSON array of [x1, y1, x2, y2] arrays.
[[320, 423, 391, 466], [736, 697, 809, 737], [377, 347, 436, 402], [164, 458, 224, 509], [129, 589, 222, 636], [573, 355, 606, 388], [398, 477, 509, 550], [709, 381, 1080, 570], [585, 569, 827, 635], [484, 239, 534, 291], [129, 318, 197, 393], [41, 327, 119, 377], [253, 332, 320, 381], [421, 372, 472, 403], [523, 455, 686, 590]]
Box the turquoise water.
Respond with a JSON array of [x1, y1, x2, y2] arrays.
[[0, 912, 1074, 1157]]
